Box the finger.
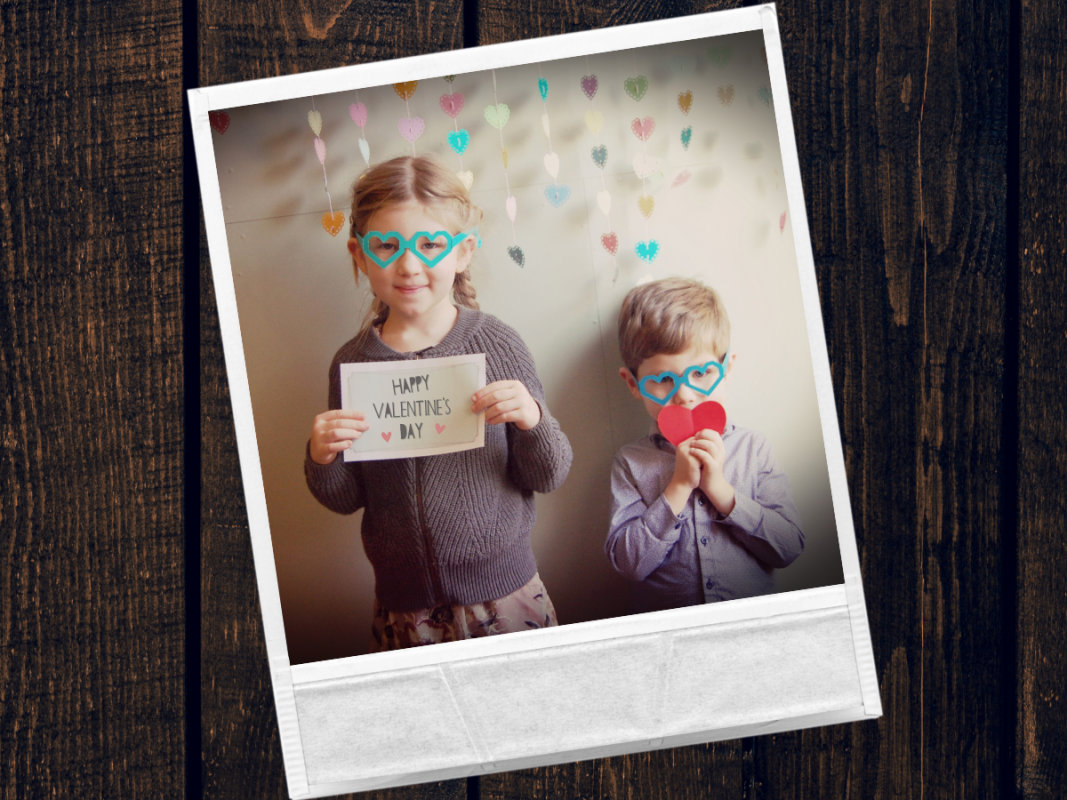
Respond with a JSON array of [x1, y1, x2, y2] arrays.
[[327, 427, 364, 442], [484, 400, 524, 425], [473, 381, 514, 402], [473, 389, 516, 413], [332, 418, 370, 432], [323, 408, 367, 422]]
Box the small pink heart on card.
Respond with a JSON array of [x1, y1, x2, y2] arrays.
[[631, 116, 656, 142], [657, 401, 726, 446], [349, 102, 368, 127], [435, 423, 446, 434], [439, 92, 465, 118], [381, 431, 392, 442]]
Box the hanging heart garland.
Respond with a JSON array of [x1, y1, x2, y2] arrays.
[[349, 94, 370, 166], [309, 100, 339, 236], [584, 62, 616, 279], [491, 69, 523, 266], [440, 78, 472, 187], [394, 82, 422, 155], [537, 67, 569, 209]]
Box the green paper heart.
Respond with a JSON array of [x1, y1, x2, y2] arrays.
[[484, 103, 511, 129], [507, 245, 525, 267], [707, 46, 733, 67], [624, 75, 649, 101], [591, 144, 608, 170]]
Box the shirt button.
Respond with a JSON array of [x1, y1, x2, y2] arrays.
[[674, 523, 681, 530], [705, 578, 713, 590], [698, 498, 705, 506], [701, 537, 708, 546]]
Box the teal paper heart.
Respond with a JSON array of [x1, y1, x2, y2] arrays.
[[447, 129, 470, 155], [538, 78, 549, 101], [757, 86, 773, 106], [544, 184, 571, 207], [508, 245, 525, 267], [591, 144, 608, 170], [681, 126, 692, 150], [635, 240, 660, 262]]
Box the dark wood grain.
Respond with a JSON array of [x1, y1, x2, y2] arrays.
[[0, 0, 185, 796], [1017, 3, 1067, 798], [755, 0, 1010, 797], [198, 1, 468, 796]]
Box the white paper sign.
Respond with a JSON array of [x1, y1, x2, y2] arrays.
[[339, 354, 486, 461]]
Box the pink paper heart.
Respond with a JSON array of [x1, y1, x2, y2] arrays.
[[349, 102, 367, 128], [630, 116, 656, 142], [313, 137, 326, 164], [435, 423, 446, 434], [381, 431, 392, 442], [671, 170, 692, 188], [398, 117, 425, 143], [779, 211, 787, 233], [439, 92, 465, 118], [581, 74, 599, 100], [601, 232, 618, 256], [657, 401, 726, 446]]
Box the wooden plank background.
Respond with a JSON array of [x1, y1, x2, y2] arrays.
[[1, 0, 1064, 797]]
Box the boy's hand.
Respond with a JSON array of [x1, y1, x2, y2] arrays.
[[690, 429, 736, 515], [472, 380, 541, 430], [310, 409, 370, 465], [664, 438, 702, 514]]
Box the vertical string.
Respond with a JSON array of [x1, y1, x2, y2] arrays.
[[491, 70, 517, 244]]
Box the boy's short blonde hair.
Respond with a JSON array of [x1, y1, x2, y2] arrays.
[[618, 277, 731, 375]]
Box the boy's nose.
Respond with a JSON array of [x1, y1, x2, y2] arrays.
[[671, 384, 699, 406]]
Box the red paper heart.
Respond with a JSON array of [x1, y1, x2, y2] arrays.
[[657, 401, 726, 446], [601, 232, 618, 256], [209, 110, 230, 134]]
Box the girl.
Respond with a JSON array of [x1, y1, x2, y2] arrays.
[[305, 155, 573, 651]]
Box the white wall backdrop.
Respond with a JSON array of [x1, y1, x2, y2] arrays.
[[212, 31, 845, 664]]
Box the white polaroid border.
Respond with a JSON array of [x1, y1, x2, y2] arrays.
[[339, 354, 487, 461], [191, 6, 881, 797]]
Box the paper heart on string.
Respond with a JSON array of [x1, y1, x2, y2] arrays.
[[505, 195, 517, 222], [584, 110, 604, 135], [707, 46, 733, 67], [543, 152, 560, 179], [541, 114, 550, 138], [322, 211, 346, 237], [544, 184, 571, 207], [398, 117, 425, 143], [671, 170, 692, 188], [678, 91, 693, 115], [208, 110, 230, 134], [624, 75, 649, 101], [717, 85, 735, 106], [308, 110, 322, 136], [601, 232, 618, 256], [349, 102, 368, 128], [631, 116, 656, 142], [680, 126, 693, 150], [393, 81, 418, 100], [501, 147, 509, 169], [313, 137, 326, 164], [757, 86, 773, 106], [670, 55, 697, 77], [538, 78, 549, 101], [507, 246, 525, 267], [779, 211, 787, 233], [484, 103, 510, 129], [635, 239, 660, 263], [439, 92, 465, 118], [657, 401, 726, 446], [358, 138, 370, 165], [443, 75, 456, 83], [581, 74, 599, 100], [447, 129, 470, 155], [596, 190, 611, 217], [638, 195, 655, 218], [591, 145, 608, 170], [457, 170, 474, 190], [632, 153, 660, 179]]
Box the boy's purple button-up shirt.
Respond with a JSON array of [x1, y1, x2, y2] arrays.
[[606, 420, 805, 614]]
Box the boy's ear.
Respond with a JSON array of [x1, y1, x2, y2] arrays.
[[722, 351, 738, 385], [619, 367, 642, 399]]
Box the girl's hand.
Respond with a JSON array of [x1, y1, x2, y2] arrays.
[[310, 409, 370, 465], [472, 380, 541, 431], [690, 429, 735, 515]]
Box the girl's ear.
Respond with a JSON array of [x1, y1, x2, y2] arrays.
[[348, 237, 368, 276], [454, 237, 476, 274]]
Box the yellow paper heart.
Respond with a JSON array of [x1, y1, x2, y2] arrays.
[[308, 110, 322, 136], [638, 195, 655, 218], [322, 211, 345, 236], [678, 91, 693, 115], [584, 110, 604, 135], [393, 81, 418, 100], [501, 147, 509, 169]]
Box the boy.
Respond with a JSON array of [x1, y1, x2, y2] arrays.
[[607, 277, 804, 613]]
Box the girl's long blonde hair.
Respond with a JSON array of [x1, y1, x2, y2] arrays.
[[349, 155, 482, 330]]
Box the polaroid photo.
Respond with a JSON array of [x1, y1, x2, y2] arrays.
[[190, 5, 881, 796]]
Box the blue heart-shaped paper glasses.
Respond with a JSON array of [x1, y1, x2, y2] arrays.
[[354, 229, 482, 269], [636, 351, 730, 406]]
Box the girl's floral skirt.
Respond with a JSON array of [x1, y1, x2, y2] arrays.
[[370, 573, 558, 651]]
